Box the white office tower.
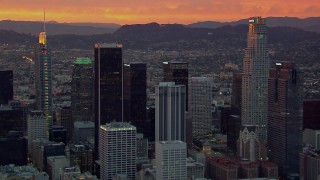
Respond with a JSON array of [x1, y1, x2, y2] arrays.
[[155, 82, 186, 142], [189, 77, 213, 137], [156, 141, 187, 180], [241, 17, 269, 143], [99, 122, 136, 180], [28, 110, 47, 152]]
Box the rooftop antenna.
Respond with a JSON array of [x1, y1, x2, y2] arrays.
[[44, 9, 46, 33]]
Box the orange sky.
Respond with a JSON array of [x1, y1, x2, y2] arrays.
[[0, 0, 319, 25]]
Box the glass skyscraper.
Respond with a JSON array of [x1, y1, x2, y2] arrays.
[[163, 61, 189, 111], [94, 43, 123, 161], [123, 63, 147, 134], [155, 82, 186, 142], [241, 17, 269, 142], [240, 17, 269, 161], [71, 58, 93, 122], [268, 62, 303, 176], [0, 70, 13, 105], [35, 31, 52, 119]]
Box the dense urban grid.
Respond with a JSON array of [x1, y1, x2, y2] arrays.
[[0, 16, 320, 180]]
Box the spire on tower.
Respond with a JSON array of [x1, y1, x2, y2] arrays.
[[39, 9, 47, 45], [44, 9, 46, 33]]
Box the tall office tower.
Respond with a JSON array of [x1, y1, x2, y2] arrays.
[[155, 82, 186, 142], [241, 17, 269, 154], [27, 110, 46, 152], [99, 122, 136, 180], [268, 62, 303, 176], [35, 30, 53, 120], [189, 77, 213, 137], [56, 106, 73, 143], [71, 58, 93, 122], [0, 105, 24, 137], [94, 43, 123, 160], [303, 99, 320, 130], [231, 72, 243, 115], [0, 70, 13, 105], [163, 61, 189, 111], [155, 141, 187, 180], [123, 63, 147, 133], [0, 131, 28, 166], [146, 106, 155, 142]]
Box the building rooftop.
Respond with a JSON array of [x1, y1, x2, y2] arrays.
[[74, 121, 95, 128], [158, 140, 185, 145], [95, 43, 122, 48], [75, 58, 92, 65], [100, 122, 136, 132]]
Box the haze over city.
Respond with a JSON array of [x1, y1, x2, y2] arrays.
[[1, 0, 320, 24]]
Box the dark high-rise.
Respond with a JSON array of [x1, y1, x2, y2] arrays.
[[123, 63, 147, 133], [94, 43, 123, 161], [163, 61, 188, 111], [303, 99, 320, 130], [0, 70, 13, 105], [0, 106, 24, 137], [71, 58, 93, 122], [49, 125, 67, 144], [231, 72, 242, 115], [268, 61, 303, 177], [0, 131, 27, 166], [56, 106, 73, 143]]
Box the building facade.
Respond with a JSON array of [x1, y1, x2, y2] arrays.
[[99, 122, 136, 180], [71, 58, 94, 122], [0, 70, 13, 105], [35, 31, 53, 120], [163, 61, 189, 111], [188, 77, 213, 137], [267, 61, 303, 176], [94, 43, 123, 160], [241, 17, 269, 161], [155, 82, 186, 142], [303, 99, 320, 130], [123, 63, 147, 134], [28, 110, 47, 152], [155, 141, 187, 180]]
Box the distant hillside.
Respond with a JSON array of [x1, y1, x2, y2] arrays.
[[0, 30, 35, 44], [0, 22, 319, 50], [0, 20, 120, 35], [188, 17, 320, 33]]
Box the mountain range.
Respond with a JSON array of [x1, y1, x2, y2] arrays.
[[188, 17, 320, 33], [1, 22, 319, 51], [0, 17, 320, 35], [0, 20, 120, 35]]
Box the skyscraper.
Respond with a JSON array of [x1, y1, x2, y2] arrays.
[[241, 17, 269, 144], [163, 61, 189, 111], [27, 110, 46, 152], [268, 62, 303, 176], [0, 70, 13, 105], [155, 141, 187, 180], [35, 30, 53, 119], [94, 43, 123, 160], [189, 77, 213, 137], [100, 122, 136, 180], [71, 58, 93, 122], [123, 63, 147, 133], [155, 82, 186, 142]]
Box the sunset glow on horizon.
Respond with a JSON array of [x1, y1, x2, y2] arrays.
[[0, 0, 319, 25]]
